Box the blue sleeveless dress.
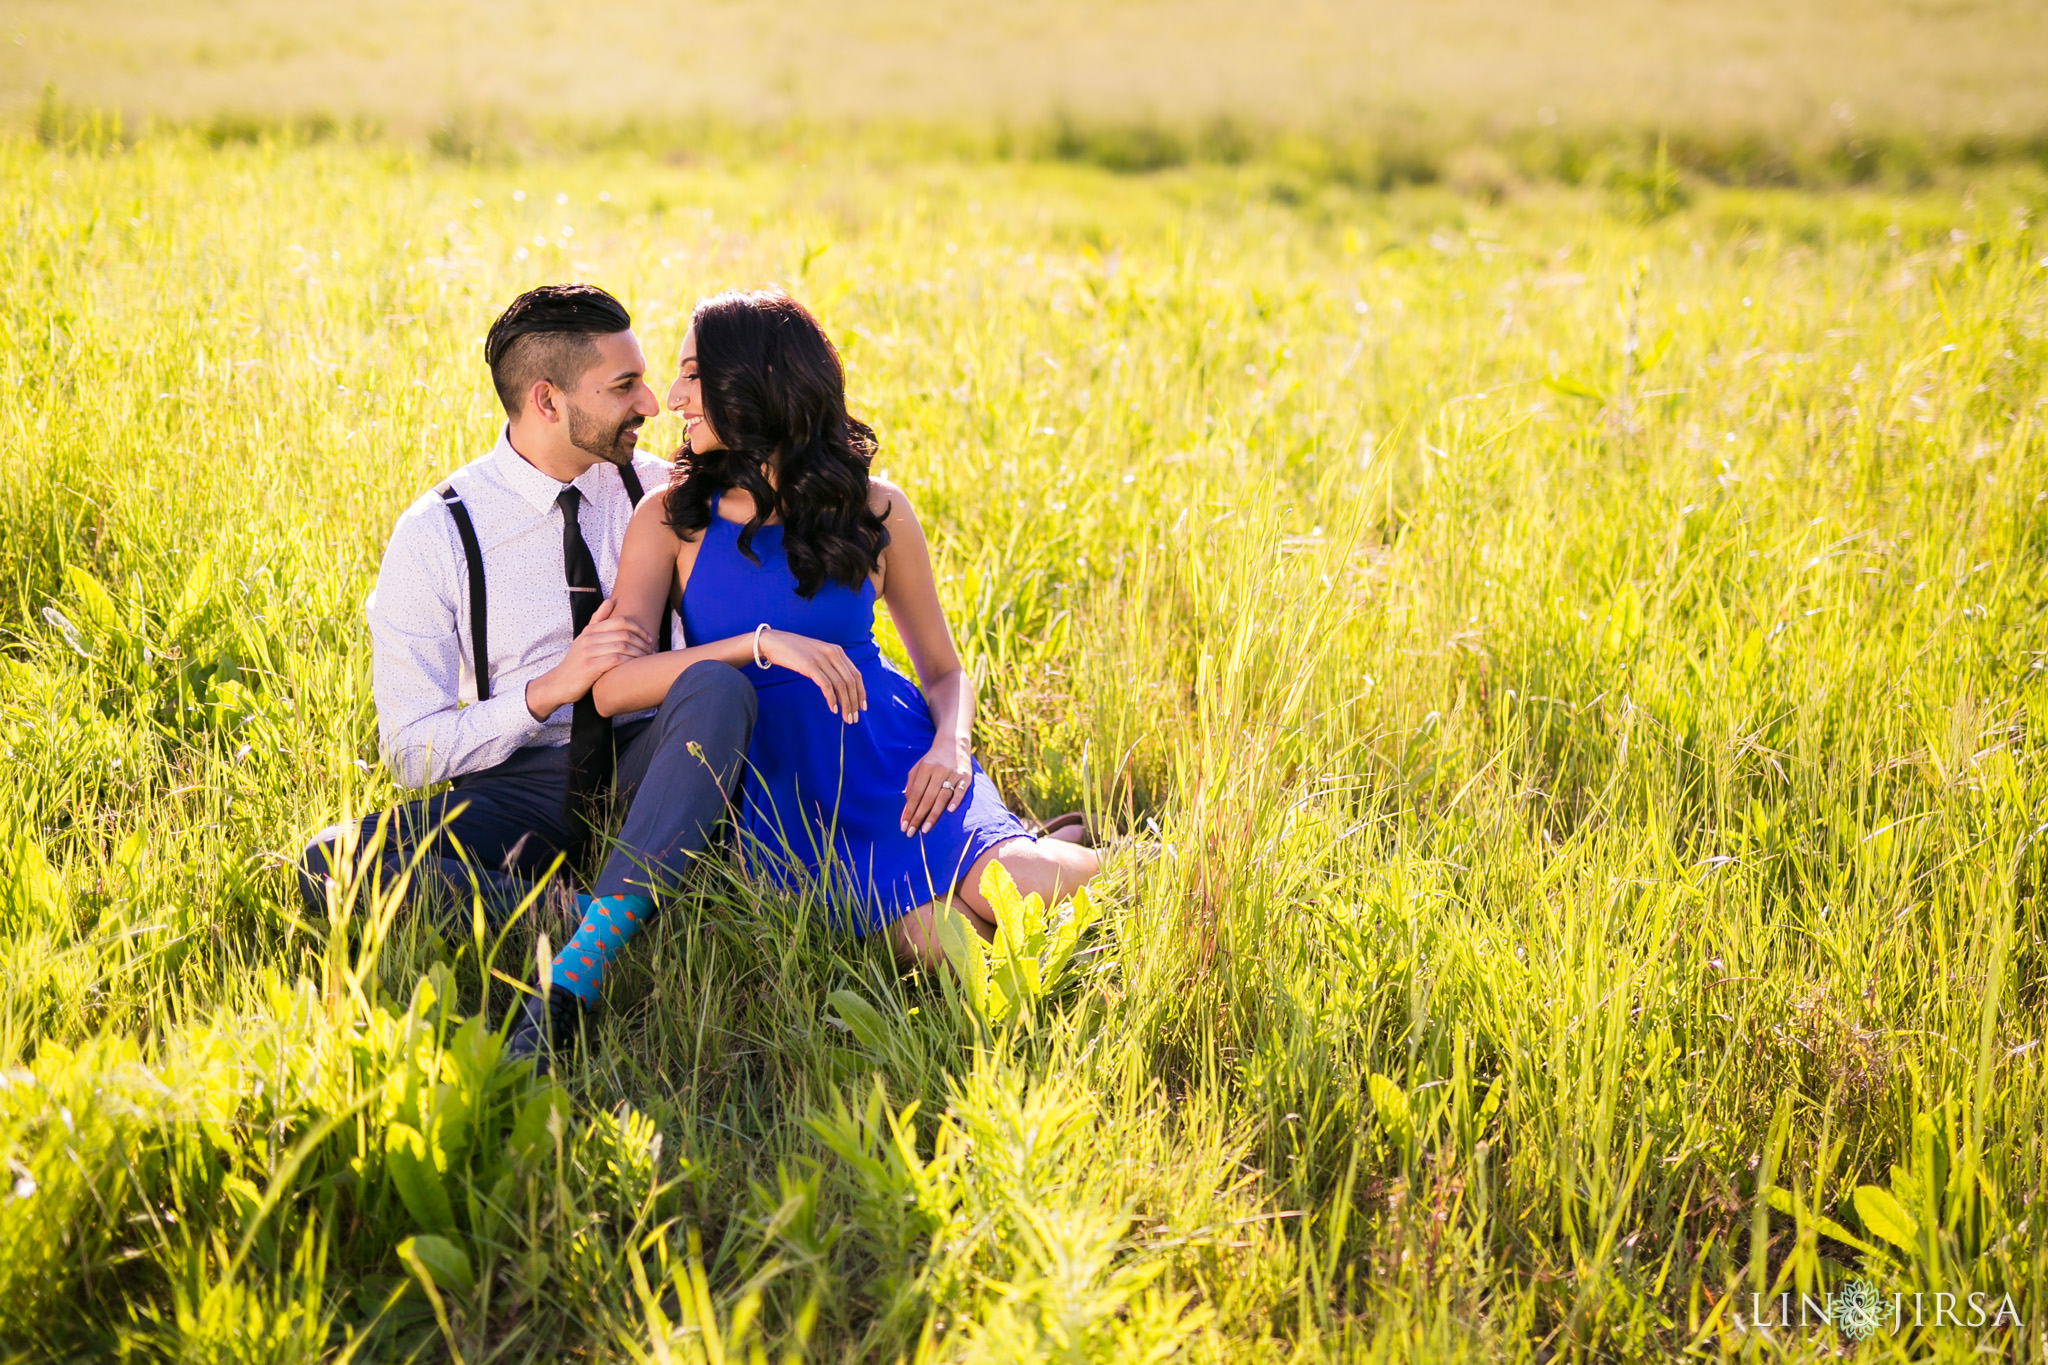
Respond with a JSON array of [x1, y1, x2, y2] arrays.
[[680, 500, 1031, 935]]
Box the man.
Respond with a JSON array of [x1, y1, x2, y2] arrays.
[[298, 283, 754, 1068]]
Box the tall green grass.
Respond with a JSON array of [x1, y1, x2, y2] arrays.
[[28, 83, 2048, 196], [0, 133, 2044, 1360]]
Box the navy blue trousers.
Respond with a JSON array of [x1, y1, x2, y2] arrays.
[[299, 663, 757, 927]]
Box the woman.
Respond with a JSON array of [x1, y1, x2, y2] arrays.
[[591, 287, 1098, 966]]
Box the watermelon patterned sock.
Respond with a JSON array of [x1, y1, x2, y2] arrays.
[[550, 893, 654, 1004]]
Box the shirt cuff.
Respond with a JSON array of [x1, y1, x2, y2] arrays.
[[475, 684, 553, 745]]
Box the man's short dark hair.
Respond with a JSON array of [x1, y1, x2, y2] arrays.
[[483, 283, 633, 417]]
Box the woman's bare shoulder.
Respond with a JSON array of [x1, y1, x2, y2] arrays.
[[629, 486, 681, 537], [868, 476, 918, 525]]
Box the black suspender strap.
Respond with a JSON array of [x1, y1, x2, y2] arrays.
[[438, 485, 492, 702], [614, 462, 675, 653], [438, 464, 669, 711], [616, 462, 646, 505]]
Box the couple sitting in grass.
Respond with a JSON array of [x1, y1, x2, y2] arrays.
[[299, 283, 1099, 1068]]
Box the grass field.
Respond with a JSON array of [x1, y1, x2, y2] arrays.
[[1, 125, 2046, 1361], [9, 0, 2048, 166]]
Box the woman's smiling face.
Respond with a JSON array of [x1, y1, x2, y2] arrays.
[[666, 325, 723, 454]]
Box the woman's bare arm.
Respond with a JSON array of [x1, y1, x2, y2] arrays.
[[593, 494, 873, 719], [872, 481, 976, 834], [592, 497, 733, 715], [608, 493, 682, 640]]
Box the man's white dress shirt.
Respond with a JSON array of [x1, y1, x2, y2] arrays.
[[367, 427, 675, 788]]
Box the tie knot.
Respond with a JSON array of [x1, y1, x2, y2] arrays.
[[557, 487, 582, 515]]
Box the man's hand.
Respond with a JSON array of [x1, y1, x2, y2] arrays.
[[524, 597, 653, 719]]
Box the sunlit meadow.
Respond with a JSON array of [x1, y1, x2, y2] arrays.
[[1, 128, 2045, 1361]]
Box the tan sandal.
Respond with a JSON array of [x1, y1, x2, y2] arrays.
[[1030, 811, 1100, 847]]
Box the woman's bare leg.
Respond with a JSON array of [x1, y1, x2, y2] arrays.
[[887, 892, 995, 965], [957, 835, 1100, 915], [886, 835, 1101, 968]]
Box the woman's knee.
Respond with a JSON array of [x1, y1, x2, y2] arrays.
[[887, 904, 942, 964], [888, 898, 994, 966], [1024, 852, 1096, 902], [969, 838, 1096, 905]]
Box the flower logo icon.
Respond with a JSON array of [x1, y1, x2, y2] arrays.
[[1836, 1278, 1886, 1341]]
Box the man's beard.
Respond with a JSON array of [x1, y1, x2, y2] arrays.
[[568, 403, 642, 464]]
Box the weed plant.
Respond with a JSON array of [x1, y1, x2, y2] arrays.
[[0, 134, 2045, 1360]]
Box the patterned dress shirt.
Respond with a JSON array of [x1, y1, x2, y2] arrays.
[[366, 426, 675, 787]]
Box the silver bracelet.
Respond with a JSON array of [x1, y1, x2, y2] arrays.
[[752, 622, 772, 669]]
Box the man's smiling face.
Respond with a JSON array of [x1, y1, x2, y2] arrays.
[[564, 329, 659, 463]]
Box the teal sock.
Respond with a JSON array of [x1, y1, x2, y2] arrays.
[[550, 893, 654, 1003]]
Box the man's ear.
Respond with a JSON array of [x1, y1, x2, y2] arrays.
[[529, 378, 563, 423]]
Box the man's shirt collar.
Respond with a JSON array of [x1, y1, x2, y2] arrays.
[[490, 425, 628, 511], [489, 426, 569, 513], [571, 455, 626, 501]]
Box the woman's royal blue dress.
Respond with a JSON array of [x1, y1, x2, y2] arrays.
[[680, 500, 1030, 935]]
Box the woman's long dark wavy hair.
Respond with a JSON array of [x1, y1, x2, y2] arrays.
[[663, 288, 889, 597]]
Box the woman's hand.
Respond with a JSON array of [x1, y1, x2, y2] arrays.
[[757, 628, 867, 723], [528, 596, 652, 720], [901, 736, 972, 835]]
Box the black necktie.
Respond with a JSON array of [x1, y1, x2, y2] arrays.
[[558, 487, 610, 831]]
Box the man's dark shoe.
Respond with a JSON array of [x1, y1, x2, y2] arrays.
[[505, 983, 585, 1074]]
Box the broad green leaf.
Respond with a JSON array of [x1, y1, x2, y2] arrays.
[[447, 1013, 501, 1091], [169, 552, 215, 637], [981, 859, 1029, 953], [509, 1083, 570, 1168], [40, 607, 93, 659], [1763, 1187, 1886, 1258], [126, 571, 145, 638], [5, 821, 63, 917], [385, 1122, 454, 1232], [1020, 890, 1046, 949], [827, 989, 891, 1053], [431, 1083, 474, 1172], [934, 903, 990, 1018], [221, 1173, 262, 1222], [1475, 1075, 1505, 1124], [65, 565, 119, 637], [1368, 1073, 1414, 1154], [1043, 883, 1102, 975], [991, 951, 1041, 1025], [398, 1233, 475, 1293], [1887, 1166, 1922, 1215], [1543, 373, 1605, 403], [1853, 1184, 1919, 1253], [412, 962, 457, 1023], [1636, 328, 1675, 373], [1044, 919, 1080, 973]]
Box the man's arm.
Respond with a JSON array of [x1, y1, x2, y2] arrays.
[[367, 500, 548, 788]]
